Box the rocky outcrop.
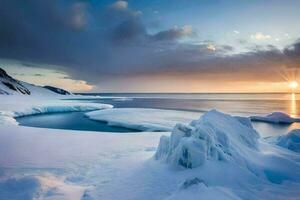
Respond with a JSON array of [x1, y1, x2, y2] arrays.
[[0, 68, 31, 95], [0, 68, 71, 95], [43, 86, 71, 95]]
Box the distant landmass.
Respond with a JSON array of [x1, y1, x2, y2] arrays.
[[0, 68, 71, 96]]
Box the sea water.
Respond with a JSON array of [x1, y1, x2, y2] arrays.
[[18, 93, 300, 136]]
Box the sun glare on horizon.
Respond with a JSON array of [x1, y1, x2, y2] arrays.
[[289, 81, 298, 90]]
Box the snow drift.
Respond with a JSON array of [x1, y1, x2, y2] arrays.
[[0, 103, 113, 125], [155, 110, 259, 168], [274, 129, 300, 152]]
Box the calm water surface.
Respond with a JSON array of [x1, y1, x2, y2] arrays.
[[76, 93, 300, 117], [18, 93, 300, 136], [17, 112, 140, 133]]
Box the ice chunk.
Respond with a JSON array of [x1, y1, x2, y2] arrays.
[[155, 110, 259, 168]]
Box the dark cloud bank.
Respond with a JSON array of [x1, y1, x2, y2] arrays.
[[0, 0, 300, 87]]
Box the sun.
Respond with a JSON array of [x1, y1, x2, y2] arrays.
[[289, 81, 298, 89]]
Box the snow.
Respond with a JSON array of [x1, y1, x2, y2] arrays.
[[86, 108, 201, 131], [270, 129, 300, 152], [0, 125, 164, 200], [86, 108, 259, 133], [21, 82, 68, 96], [250, 112, 300, 124], [0, 95, 113, 125], [154, 110, 300, 199], [0, 67, 71, 97], [166, 183, 242, 200], [0, 173, 86, 200], [1, 94, 300, 199]]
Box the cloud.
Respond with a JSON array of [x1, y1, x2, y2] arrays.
[[206, 44, 216, 51], [110, 18, 146, 42], [0, 0, 300, 90], [110, 1, 128, 10], [151, 25, 194, 41], [67, 2, 89, 30], [251, 32, 271, 40]]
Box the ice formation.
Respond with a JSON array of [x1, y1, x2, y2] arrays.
[[155, 110, 260, 168], [86, 108, 200, 131]]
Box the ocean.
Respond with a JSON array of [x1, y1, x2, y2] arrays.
[[78, 93, 300, 117], [18, 93, 300, 136]]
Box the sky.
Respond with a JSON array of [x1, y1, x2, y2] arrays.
[[1, 0, 300, 93]]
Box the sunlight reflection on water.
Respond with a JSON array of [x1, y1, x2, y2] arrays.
[[290, 93, 297, 117]]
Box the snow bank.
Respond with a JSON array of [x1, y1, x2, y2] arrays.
[[0, 96, 113, 125], [155, 110, 259, 168], [275, 129, 300, 152], [86, 108, 201, 131], [12, 103, 113, 118], [250, 112, 300, 124]]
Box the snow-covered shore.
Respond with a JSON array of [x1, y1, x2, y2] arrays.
[[0, 95, 113, 125], [1, 94, 300, 200]]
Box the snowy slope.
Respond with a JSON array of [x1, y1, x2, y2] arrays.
[[0, 68, 31, 95], [0, 67, 71, 96]]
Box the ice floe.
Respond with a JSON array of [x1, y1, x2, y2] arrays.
[[250, 112, 300, 124], [86, 108, 201, 131]]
